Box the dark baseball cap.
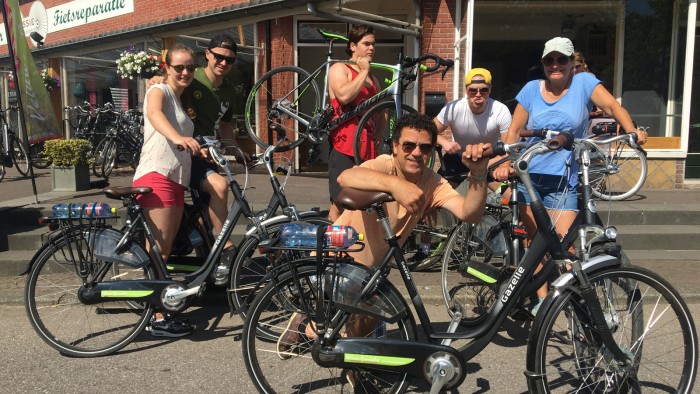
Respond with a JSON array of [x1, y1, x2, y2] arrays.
[[208, 34, 237, 53]]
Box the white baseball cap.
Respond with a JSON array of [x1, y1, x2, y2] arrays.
[[542, 37, 574, 58]]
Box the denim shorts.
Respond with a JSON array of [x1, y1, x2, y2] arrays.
[[516, 174, 578, 211]]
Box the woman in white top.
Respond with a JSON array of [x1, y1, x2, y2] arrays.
[[133, 43, 200, 270]]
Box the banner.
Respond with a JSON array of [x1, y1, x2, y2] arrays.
[[4, 0, 61, 143]]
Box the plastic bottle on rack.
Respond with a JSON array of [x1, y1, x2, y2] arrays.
[[51, 203, 116, 218], [278, 224, 364, 247]]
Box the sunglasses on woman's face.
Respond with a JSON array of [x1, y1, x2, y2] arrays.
[[542, 56, 571, 67], [169, 64, 196, 73], [401, 140, 434, 155], [467, 87, 490, 97]]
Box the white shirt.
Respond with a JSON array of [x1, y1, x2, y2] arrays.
[[436, 97, 511, 146]]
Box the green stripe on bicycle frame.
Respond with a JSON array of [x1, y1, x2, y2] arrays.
[[101, 290, 153, 298], [166, 264, 200, 272], [344, 353, 415, 367], [466, 267, 497, 284]]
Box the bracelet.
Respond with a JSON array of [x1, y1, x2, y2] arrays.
[[470, 173, 487, 182]]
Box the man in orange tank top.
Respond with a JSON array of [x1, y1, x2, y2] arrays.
[[327, 24, 381, 221]]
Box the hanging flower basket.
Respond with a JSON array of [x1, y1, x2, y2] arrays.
[[39, 69, 61, 92], [116, 47, 165, 80]]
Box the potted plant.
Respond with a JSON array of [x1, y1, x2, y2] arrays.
[[43, 138, 93, 191], [116, 47, 165, 80], [39, 69, 61, 92]]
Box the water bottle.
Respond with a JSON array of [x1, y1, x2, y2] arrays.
[[278, 223, 363, 247], [486, 192, 503, 207], [52, 203, 116, 218]]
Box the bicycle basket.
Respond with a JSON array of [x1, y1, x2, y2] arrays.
[[324, 263, 407, 322], [87, 227, 150, 267]]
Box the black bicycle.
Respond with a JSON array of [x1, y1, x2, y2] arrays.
[[240, 131, 697, 393], [0, 106, 30, 179]]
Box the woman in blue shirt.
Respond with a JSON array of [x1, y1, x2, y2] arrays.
[[493, 37, 646, 315]]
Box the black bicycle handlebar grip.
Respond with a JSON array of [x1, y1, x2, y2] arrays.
[[490, 141, 506, 156], [546, 131, 574, 150]]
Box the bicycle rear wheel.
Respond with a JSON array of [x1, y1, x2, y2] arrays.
[[440, 211, 509, 323], [529, 266, 697, 393], [10, 135, 30, 176], [92, 138, 108, 177], [242, 263, 416, 394], [589, 138, 647, 201], [353, 102, 418, 165], [25, 233, 156, 357], [29, 141, 52, 169], [244, 66, 321, 152]]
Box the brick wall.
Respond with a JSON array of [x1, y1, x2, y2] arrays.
[[419, 0, 457, 113], [1, 0, 253, 56]]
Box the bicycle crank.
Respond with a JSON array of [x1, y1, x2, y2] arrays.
[[312, 338, 467, 390]]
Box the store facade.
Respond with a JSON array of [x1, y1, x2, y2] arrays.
[[1, 0, 697, 187]]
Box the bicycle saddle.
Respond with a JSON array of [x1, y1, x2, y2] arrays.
[[336, 188, 394, 211], [102, 186, 152, 199]]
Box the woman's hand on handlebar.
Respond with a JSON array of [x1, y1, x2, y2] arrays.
[[174, 136, 201, 155]]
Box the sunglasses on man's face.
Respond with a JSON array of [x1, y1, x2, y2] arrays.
[[209, 51, 235, 64], [401, 141, 434, 155], [542, 56, 571, 67], [169, 64, 196, 73], [467, 87, 490, 97]]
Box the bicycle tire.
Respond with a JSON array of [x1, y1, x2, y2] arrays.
[[101, 139, 117, 178], [92, 138, 109, 177], [588, 137, 647, 201], [400, 207, 456, 271], [10, 135, 30, 176], [25, 234, 156, 357], [440, 212, 509, 323], [0, 163, 5, 181], [242, 263, 416, 394], [29, 141, 52, 169], [229, 216, 332, 320], [353, 101, 419, 165], [529, 265, 697, 393], [244, 66, 321, 152]]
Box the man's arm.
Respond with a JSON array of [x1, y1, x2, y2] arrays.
[[328, 59, 370, 105], [441, 144, 489, 223], [337, 166, 425, 214], [433, 118, 461, 154]]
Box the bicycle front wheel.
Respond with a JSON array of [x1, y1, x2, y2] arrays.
[[25, 234, 156, 357], [10, 135, 30, 176], [243, 263, 416, 394], [245, 66, 321, 152], [92, 138, 109, 177], [440, 212, 509, 323], [102, 139, 118, 177], [589, 138, 647, 201], [529, 266, 697, 393], [353, 102, 418, 165]]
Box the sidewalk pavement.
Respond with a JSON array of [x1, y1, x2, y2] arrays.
[[1, 164, 699, 305]]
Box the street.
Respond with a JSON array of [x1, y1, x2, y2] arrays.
[[3, 286, 699, 393]]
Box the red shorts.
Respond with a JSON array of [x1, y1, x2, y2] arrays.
[[133, 172, 185, 208]]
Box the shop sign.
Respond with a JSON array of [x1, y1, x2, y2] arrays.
[[0, 0, 134, 45]]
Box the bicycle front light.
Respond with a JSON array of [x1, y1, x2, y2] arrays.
[[604, 226, 618, 241]]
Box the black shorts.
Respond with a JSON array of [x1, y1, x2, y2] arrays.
[[189, 156, 218, 204], [328, 148, 356, 203]]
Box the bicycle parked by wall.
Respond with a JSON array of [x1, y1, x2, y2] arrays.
[[244, 28, 452, 164], [0, 106, 30, 181], [239, 131, 697, 393]]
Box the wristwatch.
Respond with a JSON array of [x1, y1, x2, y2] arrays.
[[470, 173, 487, 182]]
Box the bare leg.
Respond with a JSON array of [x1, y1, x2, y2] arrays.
[[200, 172, 234, 249]]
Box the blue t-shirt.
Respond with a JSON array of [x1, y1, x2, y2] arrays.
[[516, 72, 600, 187]]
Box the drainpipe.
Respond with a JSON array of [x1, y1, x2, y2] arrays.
[[454, 0, 462, 100]]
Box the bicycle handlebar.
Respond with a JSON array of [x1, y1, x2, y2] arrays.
[[402, 53, 454, 79]]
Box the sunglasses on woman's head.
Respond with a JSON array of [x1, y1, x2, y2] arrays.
[[467, 87, 490, 96], [542, 56, 571, 66], [209, 51, 235, 64], [169, 64, 196, 73], [401, 141, 434, 155]]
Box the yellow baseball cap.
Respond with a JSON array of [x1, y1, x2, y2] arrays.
[[465, 68, 492, 85]]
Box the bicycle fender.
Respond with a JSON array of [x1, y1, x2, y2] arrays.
[[243, 210, 325, 237], [524, 253, 620, 388]]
